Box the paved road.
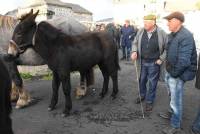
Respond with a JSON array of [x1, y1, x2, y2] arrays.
[[12, 59, 200, 134]]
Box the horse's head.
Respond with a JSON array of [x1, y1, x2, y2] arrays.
[[8, 9, 39, 57]]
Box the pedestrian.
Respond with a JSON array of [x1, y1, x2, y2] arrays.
[[160, 11, 197, 134], [131, 14, 168, 112], [190, 54, 200, 134], [121, 20, 135, 61]]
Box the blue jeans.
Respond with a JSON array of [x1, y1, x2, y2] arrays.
[[139, 61, 160, 104], [122, 40, 132, 59], [192, 106, 200, 133], [165, 72, 184, 128]]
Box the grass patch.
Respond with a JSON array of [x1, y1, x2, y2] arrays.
[[20, 73, 33, 80], [42, 72, 53, 80]]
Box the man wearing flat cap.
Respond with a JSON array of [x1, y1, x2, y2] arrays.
[[160, 11, 197, 134], [131, 14, 168, 112]]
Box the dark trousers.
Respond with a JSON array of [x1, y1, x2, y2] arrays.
[[139, 60, 160, 104], [192, 106, 200, 133], [122, 45, 131, 59]]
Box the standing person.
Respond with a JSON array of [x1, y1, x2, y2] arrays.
[[190, 54, 200, 134], [131, 14, 168, 111], [121, 20, 135, 61], [160, 11, 197, 134]]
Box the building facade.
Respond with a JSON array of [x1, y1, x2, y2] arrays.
[[6, 0, 93, 22]]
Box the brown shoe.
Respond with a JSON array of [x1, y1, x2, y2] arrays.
[[135, 97, 145, 104], [146, 103, 153, 112]]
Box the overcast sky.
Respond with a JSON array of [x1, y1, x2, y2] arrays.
[[0, 0, 113, 21]]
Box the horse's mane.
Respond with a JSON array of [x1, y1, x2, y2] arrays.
[[37, 21, 98, 47], [37, 21, 69, 41], [0, 15, 17, 30]]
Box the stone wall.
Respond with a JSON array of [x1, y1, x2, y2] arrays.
[[18, 65, 50, 76]]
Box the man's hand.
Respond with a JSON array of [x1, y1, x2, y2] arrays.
[[131, 52, 137, 61], [155, 59, 163, 65]]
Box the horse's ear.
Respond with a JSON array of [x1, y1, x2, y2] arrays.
[[18, 9, 34, 21], [27, 10, 39, 22], [32, 10, 39, 20], [29, 9, 34, 15]]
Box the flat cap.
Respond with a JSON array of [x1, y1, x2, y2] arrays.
[[143, 14, 156, 20], [164, 11, 185, 22]]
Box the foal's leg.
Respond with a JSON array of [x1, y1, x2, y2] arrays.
[[110, 70, 118, 99], [48, 71, 60, 111], [80, 71, 85, 86], [61, 73, 72, 117], [98, 64, 109, 98], [86, 69, 94, 87]]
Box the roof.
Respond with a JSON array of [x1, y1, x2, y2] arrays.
[[5, 9, 18, 16], [22, 0, 92, 15], [96, 18, 114, 23]]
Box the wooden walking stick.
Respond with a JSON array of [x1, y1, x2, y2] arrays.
[[134, 60, 145, 118]]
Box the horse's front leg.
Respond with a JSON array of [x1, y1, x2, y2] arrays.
[[61, 72, 72, 117], [48, 71, 60, 111], [7, 61, 31, 109]]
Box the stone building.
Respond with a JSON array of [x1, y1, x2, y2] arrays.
[[6, 0, 93, 22]]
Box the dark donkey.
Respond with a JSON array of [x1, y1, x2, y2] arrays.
[[0, 57, 13, 134], [0, 12, 94, 109], [9, 10, 120, 116]]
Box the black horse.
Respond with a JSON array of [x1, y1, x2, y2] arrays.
[[9, 10, 120, 116], [0, 57, 13, 134]]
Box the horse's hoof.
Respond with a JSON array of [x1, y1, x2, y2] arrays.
[[62, 112, 70, 117], [111, 94, 117, 100], [99, 93, 105, 99], [48, 107, 55, 111], [15, 105, 23, 109], [15, 98, 30, 109]]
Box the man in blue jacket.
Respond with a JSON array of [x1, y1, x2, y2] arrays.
[[121, 20, 135, 61], [161, 11, 197, 134]]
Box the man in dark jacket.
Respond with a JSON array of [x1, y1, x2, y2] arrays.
[[160, 11, 197, 134], [190, 54, 200, 134], [121, 20, 135, 61]]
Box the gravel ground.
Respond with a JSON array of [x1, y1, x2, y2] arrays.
[[11, 51, 200, 134]]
